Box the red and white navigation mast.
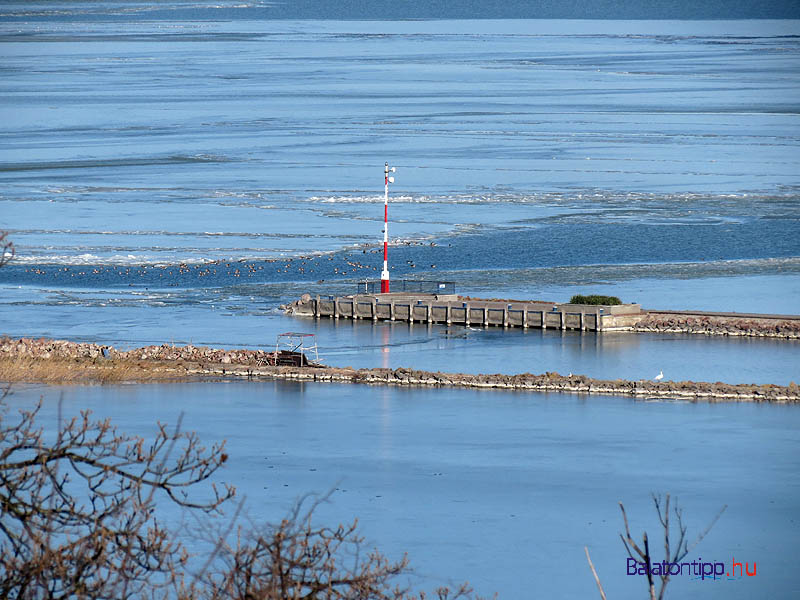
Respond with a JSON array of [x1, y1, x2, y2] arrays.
[[381, 162, 395, 293]]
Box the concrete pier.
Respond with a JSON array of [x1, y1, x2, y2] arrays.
[[290, 293, 643, 332], [284, 294, 800, 339]]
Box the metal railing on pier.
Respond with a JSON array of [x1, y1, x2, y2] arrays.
[[356, 280, 455, 295]]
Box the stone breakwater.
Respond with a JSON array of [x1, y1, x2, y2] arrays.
[[2, 337, 798, 403], [1, 337, 280, 366], [634, 313, 800, 339], [194, 366, 799, 403]]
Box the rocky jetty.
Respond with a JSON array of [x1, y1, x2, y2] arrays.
[[0, 336, 324, 367], [2, 337, 798, 403], [281, 293, 312, 315], [634, 313, 800, 339], [0, 336, 281, 366], [231, 366, 798, 403]]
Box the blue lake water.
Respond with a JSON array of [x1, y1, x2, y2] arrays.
[[1, 12, 799, 381], [1, 4, 799, 597], [7, 381, 800, 599]]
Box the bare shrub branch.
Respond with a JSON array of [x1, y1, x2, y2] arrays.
[[589, 494, 726, 600], [0, 231, 13, 268], [0, 398, 235, 599], [0, 398, 486, 600], [185, 492, 483, 600], [584, 546, 607, 600]]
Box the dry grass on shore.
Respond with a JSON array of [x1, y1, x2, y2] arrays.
[[0, 356, 193, 384]]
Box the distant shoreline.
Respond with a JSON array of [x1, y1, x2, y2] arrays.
[[3, 337, 797, 403]]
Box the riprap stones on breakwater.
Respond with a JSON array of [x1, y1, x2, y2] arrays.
[[0, 337, 279, 367], [1, 337, 109, 360], [298, 367, 798, 403], [634, 315, 800, 339], [280, 293, 312, 315], [264, 366, 798, 403]]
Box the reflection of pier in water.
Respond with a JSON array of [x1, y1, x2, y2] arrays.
[[381, 323, 390, 369]]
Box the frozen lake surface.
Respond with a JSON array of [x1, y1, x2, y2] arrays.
[[1, 15, 798, 371], [0, 5, 798, 597]]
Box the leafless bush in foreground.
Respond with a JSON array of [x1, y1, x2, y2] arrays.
[[0, 398, 234, 599], [0, 398, 484, 600], [184, 492, 478, 600]]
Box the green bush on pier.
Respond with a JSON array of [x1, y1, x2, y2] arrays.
[[569, 294, 622, 306]]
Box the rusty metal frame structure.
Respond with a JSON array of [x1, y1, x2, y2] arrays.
[[274, 332, 319, 367]]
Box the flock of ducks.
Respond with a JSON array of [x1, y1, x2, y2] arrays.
[[21, 237, 454, 282], [21, 244, 447, 282]]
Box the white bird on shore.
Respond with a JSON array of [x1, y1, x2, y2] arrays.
[[654, 370, 664, 381]]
